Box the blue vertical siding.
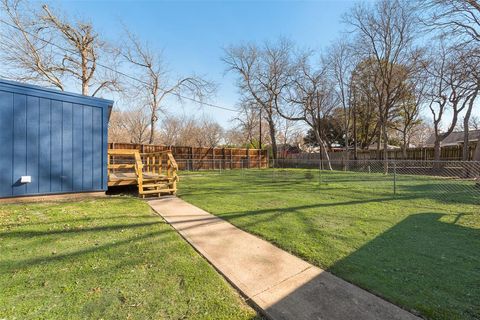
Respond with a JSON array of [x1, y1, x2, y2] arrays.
[[92, 107, 102, 190], [102, 106, 109, 189], [72, 104, 83, 191], [13, 94, 27, 196], [0, 91, 13, 197], [82, 106, 93, 191], [50, 100, 63, 193], [38, 98, 51, 193], [0, 79, 112, 198], [61, 102, 73, 192], [26, 96, 40, 195]]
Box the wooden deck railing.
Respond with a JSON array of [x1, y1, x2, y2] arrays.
[[108, 149, 178, 197], [107, 149, 138, 176]]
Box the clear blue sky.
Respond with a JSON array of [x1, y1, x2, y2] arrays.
[[56, 0, 359, 127]]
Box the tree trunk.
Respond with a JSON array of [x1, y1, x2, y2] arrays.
[[402, 131, 408, 159], [382, 125, 389, 174], [149, 117, 156, 144], [343, 107, 349, 163], [434, 139, 441, 161], [314, 129, 332, 171], [268, 119, 278, 162], [353, 111, 358, 160], [343, 119, 349, 170], [463, 91, 477, 160], [82, 82, 88, 95], [81, 51, 89, 95], [382, 126, 389, 160], [463, 117, 470, 161], [376, 129, 381, 160], [321, 140, 333, 171]]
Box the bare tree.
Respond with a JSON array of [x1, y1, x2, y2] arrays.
[[390, 58, 428, 158], [232, 99, 261, 147], [41, 5, 120, 96], [470, 115, 480, 130], [276, 53, 337, 170], [421, 0, 480, 44], [457, 46, 480, 161], [409, 119, 435, 147], [276, 117, 303, 157], [172, 116, 198, 146], [123, 108, 151, 144], [108, 110, 129, 143], [0, 0, 120, 96], [346, 0, 420, 161], [194, 117, 224, 148], [350, 58, 382, 154], [424, 42, 472, 160], [122, 30, 214, 144], [229, 99, 272, 148], [108, 107, 150, 144], [0, 0, 63, 89], [326, 40, 355, 161], [156, 115, 224, 147], [223, 39, 293, 161], [391, 97, 423, 158], [224, 128, 244, 147], [157, 115, 185, 146], [420, 0, 480, 160]]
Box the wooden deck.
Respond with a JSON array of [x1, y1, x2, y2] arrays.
[[108, 172, 169, 186], [108, 149, 178, 197]]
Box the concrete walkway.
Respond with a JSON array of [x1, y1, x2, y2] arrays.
[[149, 197, 420, 320]]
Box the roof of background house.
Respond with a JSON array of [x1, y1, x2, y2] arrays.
[[425, 129, 480, 146], [367, 142, 401, 150]]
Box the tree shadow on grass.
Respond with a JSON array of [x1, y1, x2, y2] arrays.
[[167, 197, 401, 235], [397, 182, 480, 206], [0, 228, 172, 271], [264, 212, 480, 320], [0, 214, 156, 228], [0, 220, 162, 238]]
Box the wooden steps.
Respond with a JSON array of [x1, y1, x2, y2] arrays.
[[143, 183, 169, 188], [108, 149, 179, 198], [140, 188, 177, 195]]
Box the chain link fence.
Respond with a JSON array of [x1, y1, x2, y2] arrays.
[[177, 158, 480, 206], [273, 159, 480, 205]]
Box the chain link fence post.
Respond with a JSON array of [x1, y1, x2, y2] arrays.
[[393, 161, 397, 197]]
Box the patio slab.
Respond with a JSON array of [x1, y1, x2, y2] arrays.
[[149, 196, 420, 320]]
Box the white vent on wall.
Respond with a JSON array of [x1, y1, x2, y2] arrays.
[[20, 176, 31, 183]]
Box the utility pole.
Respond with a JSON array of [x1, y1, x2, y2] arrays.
[[259, 108, 262, 150]]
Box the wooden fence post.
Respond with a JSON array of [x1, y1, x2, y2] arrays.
[[190, 146, 194, 171], [266, 149, 270, 168], [222, 148, 226, 170], [258, 149, 261, 168], [212, 147, 215, 170]]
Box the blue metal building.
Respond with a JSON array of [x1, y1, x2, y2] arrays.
[[0, 79, 113, 198]]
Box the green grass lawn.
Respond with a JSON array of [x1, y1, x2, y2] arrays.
[[0, 197, 257, 320], [179, 169, 480, 320]]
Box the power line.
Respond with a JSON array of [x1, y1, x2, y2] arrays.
[[0, 18, 239, 113]]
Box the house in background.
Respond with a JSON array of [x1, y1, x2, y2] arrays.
[[277, 144, 302, 158], [425, 130, 480, 147], [367, 142, 401, 150]]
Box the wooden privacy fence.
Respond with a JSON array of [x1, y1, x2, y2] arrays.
[[286, 143, 478, 161], [108, 143, 269, 170]]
